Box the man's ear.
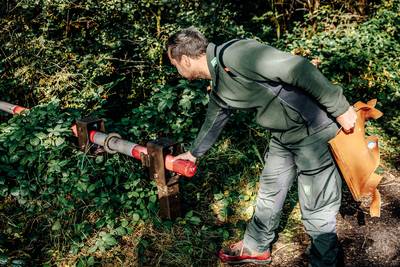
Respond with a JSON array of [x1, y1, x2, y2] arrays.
[[181, 55, 191, 67]]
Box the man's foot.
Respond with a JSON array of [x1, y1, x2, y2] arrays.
[[218, 240, 272, 265]]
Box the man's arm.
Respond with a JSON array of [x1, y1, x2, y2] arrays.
[[278, 56, 357, 131], [174, 96, 231, 162], [276, 56, 350, 117], [225, 40, 356, 130], [226, 40, 350, 117]]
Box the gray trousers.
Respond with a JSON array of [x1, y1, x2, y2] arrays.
[[243, 124, 341, 267]]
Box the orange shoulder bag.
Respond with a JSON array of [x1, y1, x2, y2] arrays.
[[329, 99, 383, 217]]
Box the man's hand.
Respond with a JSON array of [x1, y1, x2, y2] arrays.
[[173, 151, 197, 163], [336, 106, 357, 133]]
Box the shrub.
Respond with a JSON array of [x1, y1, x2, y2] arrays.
[[0, 101, 157, 261]]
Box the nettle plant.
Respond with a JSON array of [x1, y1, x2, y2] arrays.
[[0, 101, 157, 253]]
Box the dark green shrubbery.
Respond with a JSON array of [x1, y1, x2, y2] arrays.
[[0, 0, 245, 112], [125, 79, 209, 143], [0, 1, 244, 262], [0, 102, 157, 263]]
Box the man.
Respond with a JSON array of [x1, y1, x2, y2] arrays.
[[167, 26, 356, 266]]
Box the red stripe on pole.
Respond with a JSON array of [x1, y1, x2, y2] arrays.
[[131, 145, 147, 160], [12, 106, 27, 114], [165, 155, 197, 178], [89, 130, 96, 143]]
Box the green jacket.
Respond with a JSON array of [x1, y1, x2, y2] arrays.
[[190, 39, 350, 157]]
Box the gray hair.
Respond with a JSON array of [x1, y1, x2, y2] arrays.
[[167, 26, 208, 60]]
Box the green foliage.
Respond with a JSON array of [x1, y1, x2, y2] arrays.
[[277, 0, 400, 137], [0, 0, 249, 264], [0, 0, 399, 265], [126, 79, 208, 143], [136, 210, 228, 266], [0, 101, 157, 264], [0, 0, 246, 112]]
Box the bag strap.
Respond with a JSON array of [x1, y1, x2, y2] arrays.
[[215, 39, 275, 83], [217, 39, 241, 71], [213, 39, 241, 91]]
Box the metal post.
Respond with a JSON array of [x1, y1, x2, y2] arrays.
[[77, 117, 185, 219], [75, 117, 105, 153], [146, 138, 182, 220]]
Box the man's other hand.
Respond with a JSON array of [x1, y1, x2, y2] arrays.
[[174, 151, 197, 163], [336, 106, 357, 133]]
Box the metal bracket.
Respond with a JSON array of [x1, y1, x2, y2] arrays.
[[75, 117, 183, 219], [147, 138, 183, 220], [140, 152, 150, 167], [103, 132, 122, 154], [75, 117, 105, 153]]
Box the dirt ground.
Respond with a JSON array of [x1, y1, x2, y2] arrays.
[[234, 167, 400, 267]]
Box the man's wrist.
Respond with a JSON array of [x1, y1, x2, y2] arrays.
[[189, 149, 200, 158]]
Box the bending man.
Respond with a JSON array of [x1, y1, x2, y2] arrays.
[[167, 27, 356, 266]]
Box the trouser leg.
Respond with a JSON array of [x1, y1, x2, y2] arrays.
[[243, 137, 296, 253], [294, 124, 342, 267]]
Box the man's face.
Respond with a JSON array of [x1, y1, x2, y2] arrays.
[[168, 49, 199, 80]]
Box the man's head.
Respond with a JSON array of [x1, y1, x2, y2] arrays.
[[167, 26, 210, 80]]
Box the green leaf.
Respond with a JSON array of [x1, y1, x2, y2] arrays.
[[10, 187, 19, 197], [185, 210, 193, 218], [0, 254, 8, 265], [0, 185, 8, 197], [132, 213, 140, 222], [87, 256, 95, 266], [87, 245, 98, 254], [30, 138, 40, 146], [102, 233, 117, 246], [189, 216, 201, 225], [121, 219, 129, 227], [95, 156, 104, 164], [87, 184, 96, 193], [55, 137, 64, 146], [223, 229, 230, 239], [76, 258, 85, 267], [51, 220, 62, 231], [149, 195, 157, 203], [214, 193, 224, 200], [11, 259, 25, 267], [115, 226, 126, 236]]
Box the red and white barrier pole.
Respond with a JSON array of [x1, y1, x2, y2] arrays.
[[1, 101, 197, 177], [0, 101, 28, 114], [89, 131, 196, 177]]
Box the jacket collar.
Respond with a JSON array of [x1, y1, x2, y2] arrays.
[[206, 43, 218, 91]]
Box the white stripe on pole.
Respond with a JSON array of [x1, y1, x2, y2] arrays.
[[107, 137, 138, 157], [0, 101, 17, 114], [92, 131, 107, 146]]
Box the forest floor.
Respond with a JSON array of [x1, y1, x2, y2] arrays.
[[225, 165, 400, 267]]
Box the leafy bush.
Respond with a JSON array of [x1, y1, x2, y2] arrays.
[[0, 101, 157, 263], [123, 79, 208, 144], [0, 0, 247, 113]]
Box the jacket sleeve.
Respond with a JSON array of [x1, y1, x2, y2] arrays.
[[190, 95, 231, 157], [226, 41, 350, 118], [273, 56, 350, 117]]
